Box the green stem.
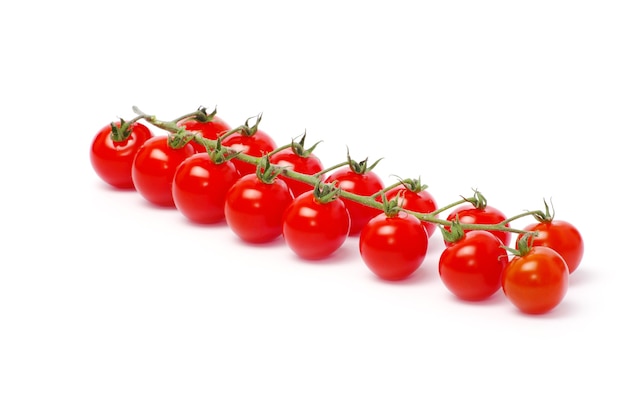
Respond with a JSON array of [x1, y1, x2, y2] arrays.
[[131, 106, 532, 235]]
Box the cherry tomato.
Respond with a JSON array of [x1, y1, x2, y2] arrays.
[[222, 129, 277, 176], [225, 174, 294, 243], [445, 204, 510, 247], [384, 185, 438, 238], [325, 167, 384, 236], [282, 190, 351, 260], [90, 121, 152, 189], [172, 153, 241, 224], [502, 246, 569, 315], [177, 115, 231, 153], [269, 148, 325, 197], [131, 136, 195, 207], [359, 212, 428, 281], [438, 230, 508, 301], [517, 220, 584, 273]]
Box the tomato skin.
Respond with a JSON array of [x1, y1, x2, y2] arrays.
[[445, 205, 511, 247], [502, 246, 569, 315], [438, 231, 508, 301], [222, 130, 277, 176], [224, 174, 294, 243], [269, 148, 325, 197], [172, 153, 241, 224], [359, 212, 428, 281], [384, 186, 438, 238], [177, 116, 231, 153], [131, 136, 195, 207], [517, 220, 584, 273], [90, 122, 153, 189], [282, 190, 351, 260], [325, 167, 385, 236]]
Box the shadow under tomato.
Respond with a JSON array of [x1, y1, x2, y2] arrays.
[[445, 289, 509, 307], [369, 265, 431, 286], [510, 298, 578, 319]]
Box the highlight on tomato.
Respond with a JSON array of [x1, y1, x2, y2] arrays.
[[225, 157, 294, 243], [282, 182, 351, 260], [382, 178, 438, 238], [325, 154, 384, 236], [516, 207, 584, 274], [444, 190, 510, 247], [176, 106, 231, 153], [438, 228, 508, 301], [172, 140, 241, 224], [131, 135, 195, 207], [502, 236, 569, 315], [90, 120, 153, 189], [269, 132, 325, 197], [221, 114, 277, 176], [359, 206, 428, 282]]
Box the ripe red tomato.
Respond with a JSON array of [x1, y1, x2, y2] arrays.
[[90, 121, 152, 189], [445, 204, 510, 247], [359, 212, 428, 281], [325, 166, 384, 236], [222, 128, 277, 177], [384, 185, 438, 238], [177, 115, 231, 153], [225, 174, 294, 243], [438, 230, 508, 301], [502, 246, 569, 315], [269, 147, 325, 197], [172, 153, 241, 224], [282, 190, 351, 260], [131, 136, 195, 207], [517, 220, 584, 273]]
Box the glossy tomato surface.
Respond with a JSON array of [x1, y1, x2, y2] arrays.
[[177, 116, 231, 153], [502, 246, 569, 314], [90, 122, 153, 189], [222, 130, 277, 176], [384, 186, 438, 238], [225, 174, 294, 243], [131, 136, 195, 207], [445, 204, 510, 247], [438, 230, 508, 301], [172, 153, 241, 224], [282, 190, 351, 260], [325, 167, 384, 236], [269, 148, 324, 197], [517, 220, 584, 273], [359, 212, 428, 281]]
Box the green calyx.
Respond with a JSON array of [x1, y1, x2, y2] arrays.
[[256, 155, 283, 184], [503, 231, 535, 257], [192, 106, 218, 123], [109, 119, 133, 142], [392, 176, 428, 193], [532, 198, 554, 222], [462, 188, 487, 209], [209, 137, 239, 164], [168, 130, 195, 149], [240, 113, 262, 136], [346, 149, 382, 175], [314, 181, 342, 204], [380, 193, 403, 217], [290, 130, 322, 158], [440, 218, 466, 244]]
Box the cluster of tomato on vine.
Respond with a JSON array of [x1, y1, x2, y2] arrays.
[[90, 106, 584, 316]]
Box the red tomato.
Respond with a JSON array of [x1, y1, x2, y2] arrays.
[[131, 136, 195, 207], [445, 204, 510, 247], [177, 116, 230, 153], [502, 246, 569, 315], [517, 220, 584, 273], [222, 129, 277, 176], [282, 190, 351, 260], [172, 153, 241, 224], [325, 167, 384, 236], [384, 186, 438, 238], [90, 122, 152, 189], [224, 174, 294, 243], [438, 230, 508, 301], [269, 148, 325, 197], [359, 212, 428, 281]]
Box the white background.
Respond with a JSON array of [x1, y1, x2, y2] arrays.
[[1, 1, 624, 413]]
